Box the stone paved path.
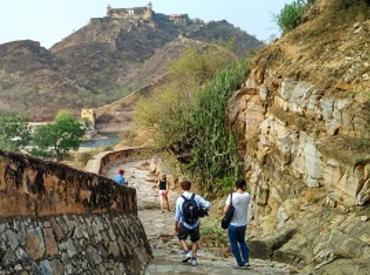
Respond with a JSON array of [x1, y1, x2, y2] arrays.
[[108, 160, 297, 275]]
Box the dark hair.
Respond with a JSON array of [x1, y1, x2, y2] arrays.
[[119, 169, 125, 175], [181, 180, 191, 191], [235, 179, 246, 189]]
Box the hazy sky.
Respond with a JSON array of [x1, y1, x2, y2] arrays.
[[0, 0, 291, 48]]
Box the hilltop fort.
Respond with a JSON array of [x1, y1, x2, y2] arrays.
[[106, 1, 153, 20], [89, 1, 191, 26]]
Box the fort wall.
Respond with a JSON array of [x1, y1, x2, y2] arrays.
[[0, 150, 152, 274]]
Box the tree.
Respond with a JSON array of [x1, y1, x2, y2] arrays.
[[0, 115, 31, 151], [32, 111, 85, 161]]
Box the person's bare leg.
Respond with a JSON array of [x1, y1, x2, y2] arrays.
[[191, 242, 197, 257], [165, 195, 170, 211], [180, 240, 188, 251], [160, 195, 164, 213]]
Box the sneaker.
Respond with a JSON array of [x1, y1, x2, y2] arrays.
[[233, 264, 248, 270], [232, 263, 250, 270], [182, 250, 192, 262], [191, 257, 198, 266]]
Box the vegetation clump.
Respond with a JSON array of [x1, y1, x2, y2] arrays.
[[276, 0, 314, 33], [32, 111, 86, 161], [0, 111, 86, 162], [0, 115, 31, 151], [189, 61, 248, 191], [135, 45, 248, 192]]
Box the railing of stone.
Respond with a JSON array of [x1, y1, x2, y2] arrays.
[[0, 149, 137, 218]]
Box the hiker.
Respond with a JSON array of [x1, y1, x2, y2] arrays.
[[159, 174, 170, 212], [224, 179, 251, 269], [175, 180, 211, 266], [114, 168, 127, 186]]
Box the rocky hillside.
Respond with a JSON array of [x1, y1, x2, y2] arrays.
[[0, 9, 262, 120], [0, 41, 90, 121], [228, 0, 370, 273]]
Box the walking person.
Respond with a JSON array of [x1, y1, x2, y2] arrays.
[[175, 180, 211, 266], [114, 168, 127, 186], [159, 174, 170, 212], [224, 179, 251, 269]]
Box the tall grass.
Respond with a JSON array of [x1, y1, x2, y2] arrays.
[[188, 60, 249, 192], [277, 0, 313, 33]]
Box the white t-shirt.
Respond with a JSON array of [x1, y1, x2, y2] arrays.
[[225, 192, 251, 227]]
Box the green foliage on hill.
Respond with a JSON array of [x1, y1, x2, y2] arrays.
[[32, 111, 86, 161], [135, 45, 248, 192], [188, 60, 248, 191], [0, 115, 31, 152], [276, 0, 313, 33]]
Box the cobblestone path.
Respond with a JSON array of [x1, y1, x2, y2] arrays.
[[108, 161, 297, 275]]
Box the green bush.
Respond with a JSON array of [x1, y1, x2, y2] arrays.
[[134, 45, 247, 192], [277, 0, 313, 33], [134, 44, 236, 153], [188, 61, 248, 191], [32, 110, 86, 161], [200, 217, 228, 247], [0, 115, 31, 152]]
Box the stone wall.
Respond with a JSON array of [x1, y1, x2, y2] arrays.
[[0, 150, 152, 274], [85, 147, 147, 176], [99, 147, 148, 176]]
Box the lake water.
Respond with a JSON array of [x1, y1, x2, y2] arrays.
[[80, 132, 120, 148]]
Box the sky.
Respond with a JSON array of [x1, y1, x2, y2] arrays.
[[0, 0, 292, 48]]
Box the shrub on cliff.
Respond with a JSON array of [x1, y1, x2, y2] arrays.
[[276, 0, 313, 33], [0, 115, 31, 152], [32, 110, 85, 161], [188, 60, 248, 191]]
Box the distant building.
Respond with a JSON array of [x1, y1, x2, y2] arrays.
[[168, 14, 191, 26], [81, 108, 96, 129], [106, 1, 153, 20]]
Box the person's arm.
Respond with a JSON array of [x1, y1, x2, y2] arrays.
[[223, 194, 231, 213], [197, 195, 211, 210], [174, 198, 181, 232]]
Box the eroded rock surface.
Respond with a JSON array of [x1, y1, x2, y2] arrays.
[[228, 3, 370, 273]]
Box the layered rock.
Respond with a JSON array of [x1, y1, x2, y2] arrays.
[[228, 1, 370, 273]]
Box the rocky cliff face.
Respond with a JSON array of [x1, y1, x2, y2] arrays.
[[0, 10, 262, 120], [228, 1, 369, 273]]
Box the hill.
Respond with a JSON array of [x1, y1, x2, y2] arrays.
[[0, 5, 262, 120]]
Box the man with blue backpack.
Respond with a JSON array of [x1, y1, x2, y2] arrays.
[[175, 180, 211, 266]]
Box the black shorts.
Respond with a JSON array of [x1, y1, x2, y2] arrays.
[[178, 224, 200, 242]]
